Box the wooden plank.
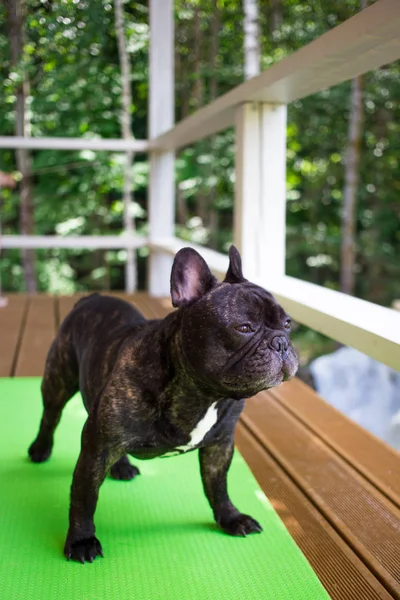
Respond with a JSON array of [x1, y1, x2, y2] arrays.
[[139, 295, 174, 319], [241, 393, 400, 597], [107, 291, 158, 320], [270, 378, 400, 508], [128, 293, 160, 319], [152, 0, 400, 151], [58, 295, 83, 323], [57, 293, 173, 326], [15, 296, 56, 377], [236, 423, 394, 600], [114, 293, 171, 321], [107, 292, 173, 320], [0, 295, 28, 377]]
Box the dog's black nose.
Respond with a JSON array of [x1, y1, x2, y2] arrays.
[[270, 335, 288, 355]]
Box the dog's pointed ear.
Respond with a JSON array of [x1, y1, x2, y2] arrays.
[[171, 248, 218, 308], [224, 245, 246, 283]]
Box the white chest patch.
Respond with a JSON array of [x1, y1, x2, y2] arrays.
[[161, 402, 219, 457]]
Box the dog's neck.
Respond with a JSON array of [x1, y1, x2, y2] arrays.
[[148, 309, 227, 408]]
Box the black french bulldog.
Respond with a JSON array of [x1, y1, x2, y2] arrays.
[[28, 246, 298, 563]]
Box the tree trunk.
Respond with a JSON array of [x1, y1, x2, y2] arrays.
[[368, 105, 389, 304], [192, 5, 204, 110], [177, 13, 189, 120], [243, 0, 260, 80], [5, 0, 36, 293], [176, 187, 189, 226], [114, 0, 137, 292], [208, 204, 219, 250], [209, 0, 220, 100], [271, 0, 282, 32], [192, 5, 208, 226], [340, 0, 367, 295]]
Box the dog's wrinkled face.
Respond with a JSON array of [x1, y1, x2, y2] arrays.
[[171, 246, 299, 399]]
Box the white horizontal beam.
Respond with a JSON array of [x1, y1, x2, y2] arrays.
[[1, 235, 147, 249], [261, 275, 400, 373], [150, 237, 229, 279], [0, 136, 149, 152], [152, 0, 400, 151]]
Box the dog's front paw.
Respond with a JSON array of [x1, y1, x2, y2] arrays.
[[64, 536, 103, 563], [28, 439, 52, 463], [218, 513, 263, 537]]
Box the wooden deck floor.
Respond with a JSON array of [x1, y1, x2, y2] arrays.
[[0, 293, 399, 599]]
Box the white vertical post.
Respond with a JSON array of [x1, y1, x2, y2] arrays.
[[234, 102, 287, 284], [234, 103, 261, 281], [258, 103, 287, 282], [148, 0, 175, 296]]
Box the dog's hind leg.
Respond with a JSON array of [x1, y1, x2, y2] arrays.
[[109, 455, 140, 481], [29, 335, 79, 463]]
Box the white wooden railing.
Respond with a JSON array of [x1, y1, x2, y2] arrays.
[[0, 0, 399, 371]]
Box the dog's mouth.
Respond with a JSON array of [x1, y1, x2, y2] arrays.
[[221, 372, 283, 397], [221, 353, 297, 397]]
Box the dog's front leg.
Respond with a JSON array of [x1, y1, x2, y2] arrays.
[[64, 416, 119, 563], [199, 439, 263, 537]]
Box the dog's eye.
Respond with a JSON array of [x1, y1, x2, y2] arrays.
[[284, 319, 291, 330], [235, 324, 252, 334]]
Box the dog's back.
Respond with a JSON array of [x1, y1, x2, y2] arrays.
[[42, 294, 148, 415]]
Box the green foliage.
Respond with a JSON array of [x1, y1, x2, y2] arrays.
[[0, 0, 399, 327], [0, 0, 149, 291]]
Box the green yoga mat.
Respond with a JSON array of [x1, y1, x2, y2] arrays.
[[0, 378, 330, 600]]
